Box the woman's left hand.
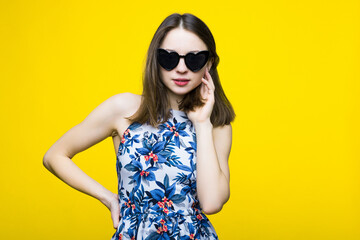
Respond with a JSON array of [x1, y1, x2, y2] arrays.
[[186, 67, 215, 124]]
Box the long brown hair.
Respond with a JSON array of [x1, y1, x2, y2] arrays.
[[127, 13, 235, 127]]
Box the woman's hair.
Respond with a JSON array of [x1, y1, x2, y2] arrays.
[[127, 13, 235, 127]]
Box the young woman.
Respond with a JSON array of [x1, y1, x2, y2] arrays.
[[43, 13, 235, 240]]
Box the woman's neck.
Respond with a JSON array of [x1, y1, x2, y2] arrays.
[[167, 91, 184, 110]]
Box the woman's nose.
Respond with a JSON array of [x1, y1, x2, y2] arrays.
[[176, 58, 188, 72]]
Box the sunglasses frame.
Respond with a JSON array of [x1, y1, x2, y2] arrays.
[[157, 48, 210, 72]]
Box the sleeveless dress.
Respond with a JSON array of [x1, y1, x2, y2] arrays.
[[111, 109, 219, 240]]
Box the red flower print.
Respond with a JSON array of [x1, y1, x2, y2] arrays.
[[118, 233, 122, 240], [124, 129, 130, 135], [125, 199, 134, 209], [140, 170, 149, 176], [166, 200, 173, 207], [157, 226, 163, 234], [196, 214, 203, 220], [145, 151, 158, 162], [156, 224, 168, 234], [157, 201, 165, 208]]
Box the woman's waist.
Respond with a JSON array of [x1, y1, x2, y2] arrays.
[[120, 200, 203, 218], [120, 207, 207, 224]]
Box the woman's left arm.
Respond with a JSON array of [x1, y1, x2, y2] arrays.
[[186, 67, 233, 215], [194, 120, 232, 215]]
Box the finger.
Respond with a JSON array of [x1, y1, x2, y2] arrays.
[[202, 78, 214, 93], [113, 220, 119, 229], [112, 212, 120, 229], [200, 82, 207, 100], [205, 69, 215, 90], [201, 79, 211, 95], [112, 201, 121, 229]]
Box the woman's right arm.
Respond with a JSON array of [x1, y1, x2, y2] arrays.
[[42, 92, 131, 228]]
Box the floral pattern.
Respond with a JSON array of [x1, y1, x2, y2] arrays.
[[111, 109, 218, 240]]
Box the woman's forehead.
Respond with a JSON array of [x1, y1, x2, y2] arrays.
[[160, 28, 207, 52]]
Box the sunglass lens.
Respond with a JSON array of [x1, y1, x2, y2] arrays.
[[158, 49, 179, 70], [185, 52, 209, 72]]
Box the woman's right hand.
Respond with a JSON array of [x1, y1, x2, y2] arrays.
[[101, 192, 122, 229]]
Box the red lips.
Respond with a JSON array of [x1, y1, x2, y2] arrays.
[[173, 78, 190, 86]]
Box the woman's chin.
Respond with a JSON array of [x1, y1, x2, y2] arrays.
[[169, 88, 194, 97]]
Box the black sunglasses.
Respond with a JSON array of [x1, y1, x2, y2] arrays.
[[157, 48, 210, 72]]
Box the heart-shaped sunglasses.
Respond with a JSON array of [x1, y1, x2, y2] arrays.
[[157, 48, 210, 72]]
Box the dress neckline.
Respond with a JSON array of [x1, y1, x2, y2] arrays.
[[170, 108, 186, 113]]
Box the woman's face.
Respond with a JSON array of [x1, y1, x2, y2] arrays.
[[158, 28, 212, 101]]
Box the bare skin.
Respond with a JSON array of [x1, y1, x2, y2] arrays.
[[43, 27, 232, 230], [43, 92, 143, 229]]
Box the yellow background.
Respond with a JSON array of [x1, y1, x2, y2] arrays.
[[1, 0, 359, 239]]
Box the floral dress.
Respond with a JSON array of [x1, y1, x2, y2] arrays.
[[111, 109, 219, 240]]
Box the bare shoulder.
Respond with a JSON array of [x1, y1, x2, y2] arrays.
[[109, 92, 142, 138], [110, 92, 142, 117], [43, 92, 141, 160]]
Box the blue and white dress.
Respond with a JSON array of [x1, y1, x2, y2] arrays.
[[111, 109, 219, 240]]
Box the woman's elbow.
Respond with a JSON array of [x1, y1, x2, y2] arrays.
[[43, 152, 56, 171], [43, 154, 51, 169], [202, 202, 223, 215], [201, 193, 230, 215]]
